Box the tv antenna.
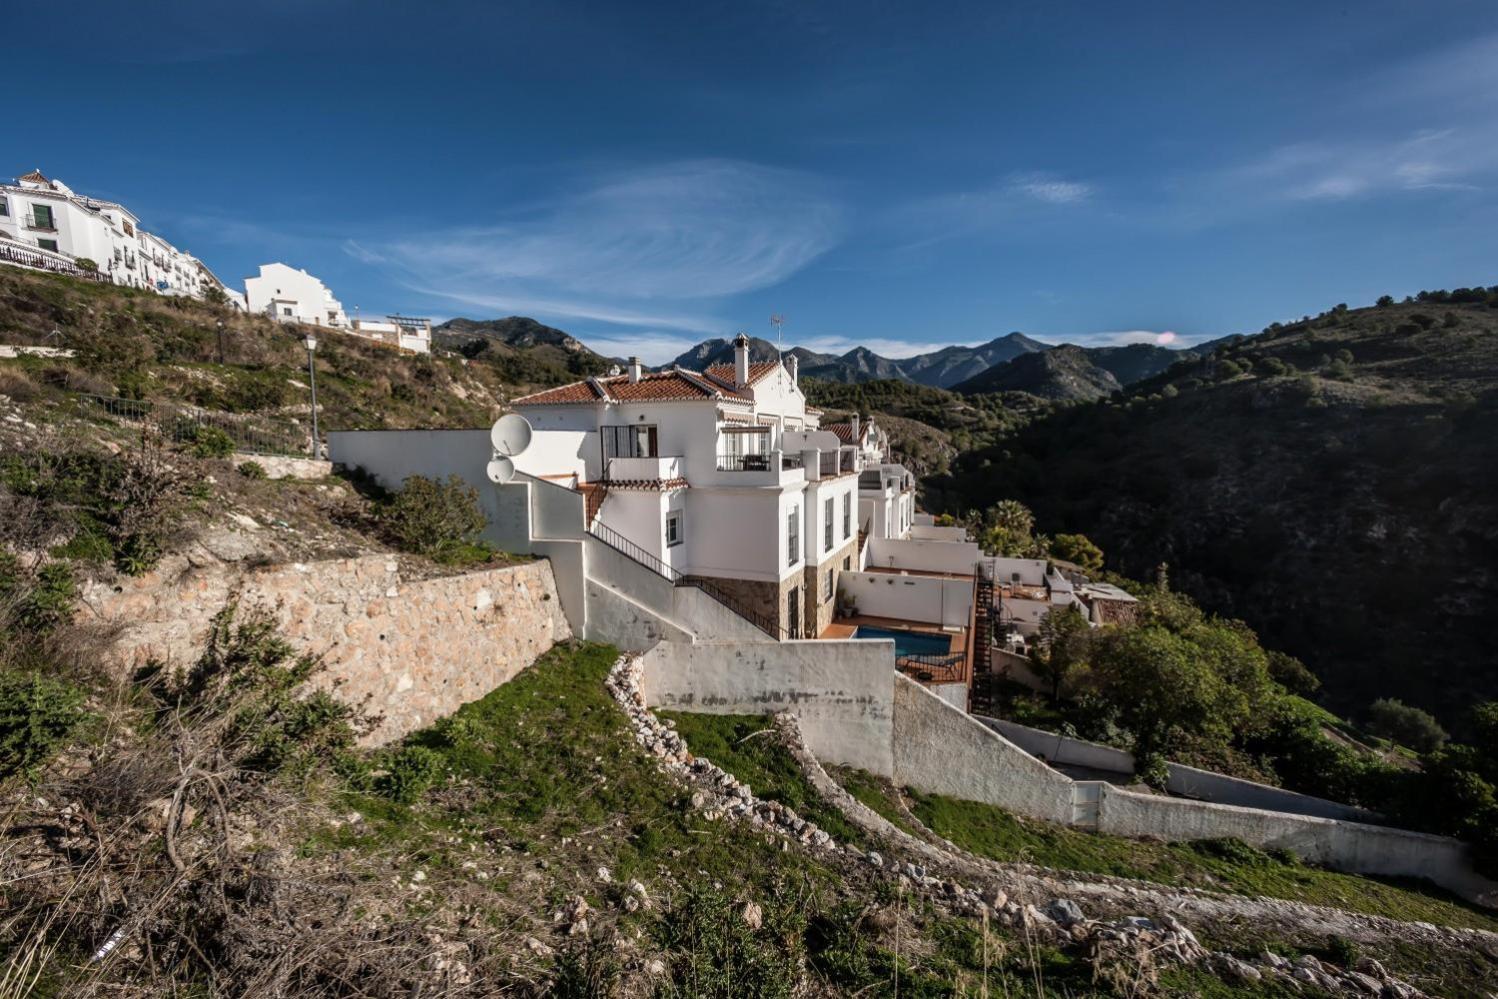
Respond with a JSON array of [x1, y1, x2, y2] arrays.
[[770, 314, 785, 353]]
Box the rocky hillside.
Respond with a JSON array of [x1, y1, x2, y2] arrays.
[[434, 316, 616, 383], [938, 290, 1498, 729]]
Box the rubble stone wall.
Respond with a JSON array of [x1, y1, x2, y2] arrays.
[[82, 554, 572, 744]]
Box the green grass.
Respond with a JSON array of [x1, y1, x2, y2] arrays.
[[834, 765, 925, 838], [313, 643, 1156, 995], [660, 711, 867, 846], [890, 785, 1498, 932]]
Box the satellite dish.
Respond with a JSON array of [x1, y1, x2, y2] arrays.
[[486, 456, 515, 484], [491, 413, 533, 457]]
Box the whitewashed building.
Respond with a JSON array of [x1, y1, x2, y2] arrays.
[[244, 262, 349, 329], [0, 169, 230, 302], [349, 314, 433, 354], [506, 334, 862, 638]]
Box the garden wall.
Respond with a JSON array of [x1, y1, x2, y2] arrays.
[[82, 554, 572, 744]]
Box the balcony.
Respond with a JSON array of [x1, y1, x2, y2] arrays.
[[711, 449, 806, 486], [605, 455, 684, 482]]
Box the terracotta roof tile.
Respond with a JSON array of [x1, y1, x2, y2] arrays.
[[513, 368, 749, 406], [19, 168, 48, 184], [824, 422, 854, 443], [703, 360, 779, 390]]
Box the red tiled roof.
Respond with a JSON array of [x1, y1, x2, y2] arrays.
[[604, 477, 690, 491], [512, 368, 752, 406], [703, 361, 779, 390], [824, 422, 854, 443], [19, 168, 48, 184]]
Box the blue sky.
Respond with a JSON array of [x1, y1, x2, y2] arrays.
[[15, 1, 1498, 362]]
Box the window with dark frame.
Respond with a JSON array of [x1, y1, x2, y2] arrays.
[[0, 199, 8, 216], [825, 569, 834, 601], [824, 496, 834, 551], [842, 492, 851, 539], [30, 204, 54, 229], [787, 507, 799, 566], [665, 511, 683, 548], [601, 424, 659, 462], [37, 239, 58, 252]]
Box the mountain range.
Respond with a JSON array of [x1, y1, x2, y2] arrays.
[[433, 316, 1218, 399]]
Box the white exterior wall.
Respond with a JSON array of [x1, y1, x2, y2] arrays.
[[866, 537, 981, 575], [245, 263, 349, 328], [990, 557, 1049, 587], [840, 571, 972, 629], [641, 639, 896, 776]]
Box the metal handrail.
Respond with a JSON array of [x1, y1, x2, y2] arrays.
[[896, 651, 968, 684], [716, 451, 773, 472], [585, 518, 786, 640]]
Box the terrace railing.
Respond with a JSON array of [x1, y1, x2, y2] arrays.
[[896, 652, 968, 685], [0, 241, 108, 283]]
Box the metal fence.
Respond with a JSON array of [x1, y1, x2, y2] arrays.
[[65, 392, 309, 458], [896, 652, 969, 685]]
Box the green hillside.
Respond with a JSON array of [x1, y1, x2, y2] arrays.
[[934, 290, 1498, 729]]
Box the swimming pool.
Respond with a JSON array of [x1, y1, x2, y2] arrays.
[[853, 625, 952, 658]]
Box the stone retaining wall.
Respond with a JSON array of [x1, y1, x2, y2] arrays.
[[81, 554, 571, 744]]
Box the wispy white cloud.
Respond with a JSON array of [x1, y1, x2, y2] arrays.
[[1009, 172, 1092, 205], [1235, 129, 1493, 202], [348, 159, 843, 334]]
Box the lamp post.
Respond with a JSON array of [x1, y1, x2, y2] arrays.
[[216, 319, 226, 365], [304, 334, 319, 457]]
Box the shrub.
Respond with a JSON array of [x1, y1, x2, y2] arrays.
[[1050, 533, 1103, 573], [0, 671, 90, 781], [652, 882, 804, 997], [1266, 650, 1320, 696], [1376, 295, 1394, 307], [237, 460, 267, 479], [180, 423, 236, 458], [1189, 836, 1269, 867], [377, 474, 487, 559], [1364, 698, 1447, 753], [1256, 356, 1290, 377], [73, 257, 98, 272], [376, 745, 446, 803]]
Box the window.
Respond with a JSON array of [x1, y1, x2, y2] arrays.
[[843, 556, 851, 571], [282, 306, 293, 316], [601, 424, 658, 461], [787, 507, 800, 566], [842, 492, 851, 539], [824, 569, 834, 601], [665, 511, 683, 548], [0, 199, 8, 216], [30, 204, 54, 229], [37, 239, 58, 252], [824, 497, 834, 551]]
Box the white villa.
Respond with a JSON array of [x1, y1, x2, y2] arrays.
[[245, 262, 350, 330], [508, 334, 861, 638], [0, 169, 236, 304], [349, 315, 433, 354]]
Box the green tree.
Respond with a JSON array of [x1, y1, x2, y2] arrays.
[[1031, 605, 1092, 701], [1050, 533, 1103, 573], [1376, 295, 1394, 307], [1364, 698, 1447, 753], [377, 474, 488, 560]]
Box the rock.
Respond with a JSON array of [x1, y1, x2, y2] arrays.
[[645, 959, 666, 976], [741, 902, 763, 930], [567, 918, 589, 937], [561, 895, 590, 924], [597, 866, 612, 883], [1119, 916, 1154, 931], [1043, 899, 1084, 926], [525, 937, 553, 958], [865, 850, 883, 868], [983, 888, 1008, 911]]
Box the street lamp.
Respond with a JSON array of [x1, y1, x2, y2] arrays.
[[216, 319, 226, 365], [304, 334, 319, 457]]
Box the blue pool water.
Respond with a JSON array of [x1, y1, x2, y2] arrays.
[[854, 626, 951, 658]]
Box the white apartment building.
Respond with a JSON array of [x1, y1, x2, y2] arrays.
[[824, 416, 915, 542], [508, 334, 863, 638], [349, 314, 433, 354], [244, 262, 350, 329], [0, 169, 230, 302]]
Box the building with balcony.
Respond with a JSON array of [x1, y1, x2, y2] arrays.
[[348, 314, 433, 354], [245, 262, 350, 329], [0, 169, 231, 302], [506, 334, 862, 638]]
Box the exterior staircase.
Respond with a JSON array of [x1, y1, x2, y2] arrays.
[[968, 560, 997, 714]]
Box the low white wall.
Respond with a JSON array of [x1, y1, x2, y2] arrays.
[[641, 640, 896, 776], [841, 571, 972, 629], [328, 429, 509, 543], [909, 525, 968, 542], [984, 717, 1377, 823], [866, 537, 981, 575], [989, 557, 1048, 587], [1097, 784, 1492, 899], [891, 676, 1075, 825]]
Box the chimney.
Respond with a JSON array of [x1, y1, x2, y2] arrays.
[[786, 352, 799, 384], [733, 332, 750, 388], [851, 414, 860, 442], [628, 356, 642, 383]]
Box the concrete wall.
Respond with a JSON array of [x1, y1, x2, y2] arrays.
[[909, 525, 968, 542], [82, 554, 571, 744], [866, 536, 981, 575], [841, 571, 973, 629], [640, 639, 896, 776], [890, 676, 1076, 824], [983, 717, 1379, 823]]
